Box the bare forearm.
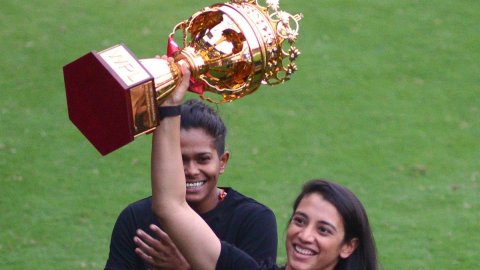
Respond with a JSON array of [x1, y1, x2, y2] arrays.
[[151, 122, 221, 270], [151, 117, 186, 218]]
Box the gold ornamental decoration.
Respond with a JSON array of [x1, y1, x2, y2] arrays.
[[162, 0, 304, 103]]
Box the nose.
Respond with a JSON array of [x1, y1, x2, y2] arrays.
[[184, 161, 200, 178], [297, 225, 315, 243]]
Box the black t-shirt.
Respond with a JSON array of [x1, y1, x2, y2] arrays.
[[105, 187, 278, 270], [217, 241, 284, 270]]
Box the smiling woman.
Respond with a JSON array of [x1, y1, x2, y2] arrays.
[[287, 194, 355, 269], [105, 61, 278, 270], [284, 180, 378, 270], [179, 121, 229, 214]]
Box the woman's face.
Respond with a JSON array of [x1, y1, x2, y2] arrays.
[[285, 193, 356, 270], [180, 128, 229, 214]]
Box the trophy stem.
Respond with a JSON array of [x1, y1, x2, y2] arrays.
[[138, 58, 183, 105]]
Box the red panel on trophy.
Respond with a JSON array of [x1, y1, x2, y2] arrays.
[[63, 52, 135, 155]]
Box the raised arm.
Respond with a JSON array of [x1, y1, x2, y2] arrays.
[[149, 58, 221, 270]]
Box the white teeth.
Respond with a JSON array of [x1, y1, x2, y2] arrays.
[[186, 181, 205, 189], [294, 245, 315, 256]]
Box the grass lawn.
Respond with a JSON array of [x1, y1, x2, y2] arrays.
[[1, 0, 479, 269]]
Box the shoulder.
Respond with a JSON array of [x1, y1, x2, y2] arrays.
[[118, 196, 152, 215], [127, 196, 152, 209], [224, 188, 272, 211], [223, 188, 275, 218], [220, 188, 277, 235], [113, 196, 156, 228]]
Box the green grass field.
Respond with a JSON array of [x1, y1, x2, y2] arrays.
[[1, 0, 479, 269]]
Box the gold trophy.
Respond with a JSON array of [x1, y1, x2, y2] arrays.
[[63, 0, 302, 155]]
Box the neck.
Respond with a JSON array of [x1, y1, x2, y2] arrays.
[[188, 188, 224, 214]]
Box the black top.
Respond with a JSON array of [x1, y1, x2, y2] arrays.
[[217, 241, 284, 270], [105, 187, 278, 270]]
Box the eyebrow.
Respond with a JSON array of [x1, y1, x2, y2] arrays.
[[182, 151, 212, 157], [319, 220, 337, 232], [196, 152, 213, 157], [294, 211, 338, 232]]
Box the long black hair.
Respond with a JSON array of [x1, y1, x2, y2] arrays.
[[292, 179, 379, 270]]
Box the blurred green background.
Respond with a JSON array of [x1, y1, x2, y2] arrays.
[[1, 0, 479, 269]]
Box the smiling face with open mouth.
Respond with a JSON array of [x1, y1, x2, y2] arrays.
[[285, 193, 357, 270], [180, 128, 229, 214]]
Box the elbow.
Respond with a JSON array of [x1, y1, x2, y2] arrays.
[[150, 198, 186, 223], [150, 198, 169, 222], [151, 204, 162, 220]]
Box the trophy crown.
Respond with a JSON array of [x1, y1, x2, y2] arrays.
[[172, 0, 303, 102]]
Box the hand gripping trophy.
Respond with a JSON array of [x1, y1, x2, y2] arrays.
[[63, 0, 303, 155]]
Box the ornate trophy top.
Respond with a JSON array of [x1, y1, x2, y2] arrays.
[[170, 0, 303, 103]]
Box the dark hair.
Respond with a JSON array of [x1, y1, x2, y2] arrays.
[[292, 179, 378, 270], [180, 99, 227, 155]]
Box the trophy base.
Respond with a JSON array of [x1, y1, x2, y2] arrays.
[[63, 44, 156, 155]]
